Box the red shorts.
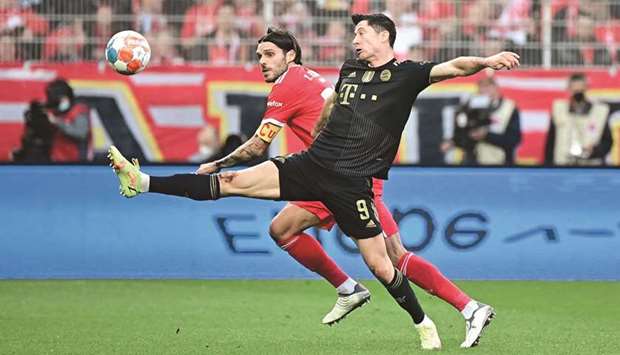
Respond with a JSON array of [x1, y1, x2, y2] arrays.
[[291, 178, 400, 236]]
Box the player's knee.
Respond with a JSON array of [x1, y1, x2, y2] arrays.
[[217, 176, 240, 195], [269, 218, 293, 242], [217, 171, 254, 196], [268, 220, 285, 241], [366, 258, 394, 283]]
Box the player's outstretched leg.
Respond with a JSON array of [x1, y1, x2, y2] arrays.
[[357, 234, 441, 350], [109, 146, 280, 201], [270, 204, 370, 325], [384, 231, 495, 348], [110, 145, 219, 200]]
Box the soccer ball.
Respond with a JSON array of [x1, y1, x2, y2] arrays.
[[105, 30, 151, 75]]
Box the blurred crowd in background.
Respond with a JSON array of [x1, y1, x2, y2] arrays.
[[1, 0, 620, 67], [10, 71, 617, 167], [3, 0, 619, 167]]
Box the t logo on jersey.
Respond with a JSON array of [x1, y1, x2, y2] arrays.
[[339, 83, 358, 105], [256, 120, 282, 143]]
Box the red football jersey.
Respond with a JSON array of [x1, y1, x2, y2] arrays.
[[256, 65, 334, 147]]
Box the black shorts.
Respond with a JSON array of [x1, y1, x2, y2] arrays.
[[270, 152, 382, 239]]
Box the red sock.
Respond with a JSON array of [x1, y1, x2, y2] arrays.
[[278, 233, 349, 288], [398, 252, 471, 311]]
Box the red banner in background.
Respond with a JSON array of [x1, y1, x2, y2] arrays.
[[0, 63, 619, 165]]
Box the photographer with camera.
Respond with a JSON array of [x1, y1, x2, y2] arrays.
[[12, 79, 92, 162], [10, 99, 55, 162], [442, 77, 521, 165], [544, 73, 612, 166]]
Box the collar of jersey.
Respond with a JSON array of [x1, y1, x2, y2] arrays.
[[357, 57, 397, 69]]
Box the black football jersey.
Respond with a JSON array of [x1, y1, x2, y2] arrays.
[[308, 58, 435, 179]]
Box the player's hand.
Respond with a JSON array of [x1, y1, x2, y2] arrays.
[[483, 52, 520, 71], [195, 162, 219, 175]]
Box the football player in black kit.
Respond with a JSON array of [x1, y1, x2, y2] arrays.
[[109, 14, 519, 350]]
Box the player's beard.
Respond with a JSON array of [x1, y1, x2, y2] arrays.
[[264, 60, 288, 83], [355, 48, 372, 62]]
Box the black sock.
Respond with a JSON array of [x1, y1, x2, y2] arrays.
[[149, 174, 220, 200], [382, 268, 425, 324]]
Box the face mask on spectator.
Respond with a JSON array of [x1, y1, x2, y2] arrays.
[[572, 92, 585, 103], [57, 98, 71, 112]]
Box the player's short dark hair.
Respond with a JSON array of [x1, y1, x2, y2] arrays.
[[568, 72, 587, 83], [257, 27, 302, 64], [351, 13, 397, 47]]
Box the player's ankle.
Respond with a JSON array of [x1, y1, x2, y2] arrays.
[[140, 172, 150, 192], [461, 300, 479, 319], [414, 314, 433, 327], [336, 277, 357, 295]]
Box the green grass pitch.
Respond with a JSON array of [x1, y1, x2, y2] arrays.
[[1, 280, 618, 354]]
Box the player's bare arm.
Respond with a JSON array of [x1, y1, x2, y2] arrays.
[[312, 92, 337, 137], [429, 52, 520, 84], [196, 134, 269, 174]]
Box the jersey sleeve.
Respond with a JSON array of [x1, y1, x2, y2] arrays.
[[408, 61, 436, 93]]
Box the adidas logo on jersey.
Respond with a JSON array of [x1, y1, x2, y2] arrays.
[[348, 72, 357, 78]]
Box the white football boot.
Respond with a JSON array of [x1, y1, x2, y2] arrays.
[[322, 284, 371, 325], [461, 302, 496, 348]]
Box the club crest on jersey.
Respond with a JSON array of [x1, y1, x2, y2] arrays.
[[362, 70, 375, 83], [380, 69, 391, 82]]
